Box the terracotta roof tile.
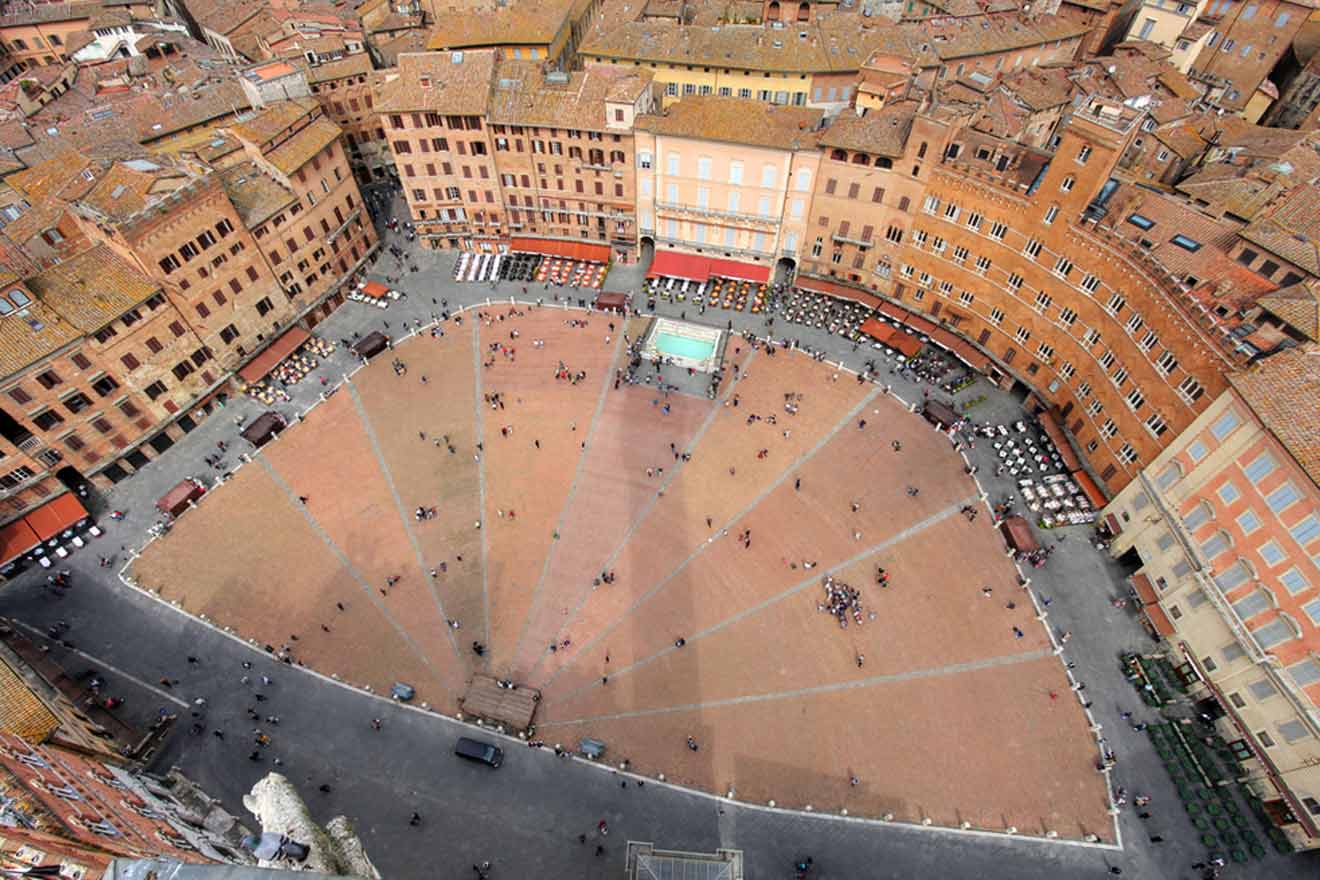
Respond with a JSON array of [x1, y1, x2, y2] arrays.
[[25, 244, 158, 334], [427, 0, 576, 49], [636, 96, 822, 150], [1257, 281, 1320, 342], [818, 103, 915, 157], [1227, 343, 1320, 486], [374, 49, 498, 114], [0, 657, 59, 745], [0, 295, 81, 379], [218, 161, 294, 228], [487, 62, 651, 130], [1241, 183, 1320, 277]]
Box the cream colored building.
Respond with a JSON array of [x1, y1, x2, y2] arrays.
[[1123, 0, 1211, 55], [633, 97, 822, 271], [1104, 344, 1320, 850]]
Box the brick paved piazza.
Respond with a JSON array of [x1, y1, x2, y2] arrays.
[[130, 305, 1111, 841]]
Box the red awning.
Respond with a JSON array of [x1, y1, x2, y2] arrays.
[[1131, 573, 1159, 606], [889, 330, 924, 358], [1144, 602, 1176, 638], [0, 518, 40, 566], [708, 257, 770, 284], [860, 317, 896, 343], [510, 236, 610, 263], [239, 327, 311, 383], [647, 250, 711, 282], [1039, 409, 1082, 472], [796, 276, 883, 309], [999, 514, 1040, 554], [1071, 469, 1108, 509], [928, 326, 993, 373], [23, 493, 89, 543], [361, 281, 389, 299]]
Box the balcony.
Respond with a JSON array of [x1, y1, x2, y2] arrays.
[[655, 202, 778, 227], [831, 233, 873, 248]]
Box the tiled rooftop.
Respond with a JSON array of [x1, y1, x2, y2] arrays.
[[636, 96, 822, 151], [818, 103, 916, 157], [0, 294, 82, 379], [1241, 183, 1320, 277], [264, 117, 340, 175], [25, 244, 158, 334], [1227, 343, 1320, 486], [218, 161, 294, 228], [374, 49, 499, 114], [487, 62, 651, 131]]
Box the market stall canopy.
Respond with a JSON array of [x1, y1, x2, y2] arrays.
[[23, 493, 89, 542], [156, 479, 206, 517], [510, 236, 610, 263], [594, 291, 629, 312], [860, 317, 896, 343], [921, 399, 961, 430], [352, 331, 390, 360], [360, 281, 389, 300], [646, 250, 711, 282], [241, 411, 286, 448], [239, 327, 310, 383], [999, 514, 1040, 554]]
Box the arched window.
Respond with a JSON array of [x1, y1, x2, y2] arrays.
[[797, 1, 810, 21], [874, 157, 892, 169], [850, 153, 868, 165], [916, 141, 928, 160], [830, 148, 846, 161], [768, 0, 781, 18]]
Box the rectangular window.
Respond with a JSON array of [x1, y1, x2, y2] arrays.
[[1258, 542, 1286, 567], [1236, 509, 1262, 535], [1177, 377, 1204, 404], [1211, 410, 1241, 441], [1280, 568, 1309, 595], [989, 307, 1004, 325], [1244, 452, 1276, 484], [1289, 515, 1320, 546], [1266, 484, 1300, 515]]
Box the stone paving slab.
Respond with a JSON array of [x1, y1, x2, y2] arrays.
[[257, 390, 466, 702], [540, 512, 1050, 721], [509, 382, 713, 678], [475, 307, 625, 673], [537, 654, 1110, 841], [532, 354, 872, 684], [127, 460, 444, 698], [349, 326, 485, 666]]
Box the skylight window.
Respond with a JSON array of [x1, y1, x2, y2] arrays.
[[1170, 234, 1201, 252], [1126, 214, 1155, 230]]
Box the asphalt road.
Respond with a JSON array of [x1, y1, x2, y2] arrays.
[[1, 199, 1315, 879]]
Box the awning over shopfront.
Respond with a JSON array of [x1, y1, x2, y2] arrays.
[[1144, 602, 1176, 638], [1038, 409, 1082, 472], [0, 519, 40, 568], [888, 330, 924, 358], [1131, 573, 1159, 605], [795, 276, 883, 309], [708, 257, 770, 284], [1072, 469, 1108, 509], [510, 236, 611, 263], [360, 281, 389, 300], [23, 493, 89, 543], [859, 317, 895, 343], [647, 250, 711, 282], [929, 327, 993, 374], [239, 327, 310, 383]]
